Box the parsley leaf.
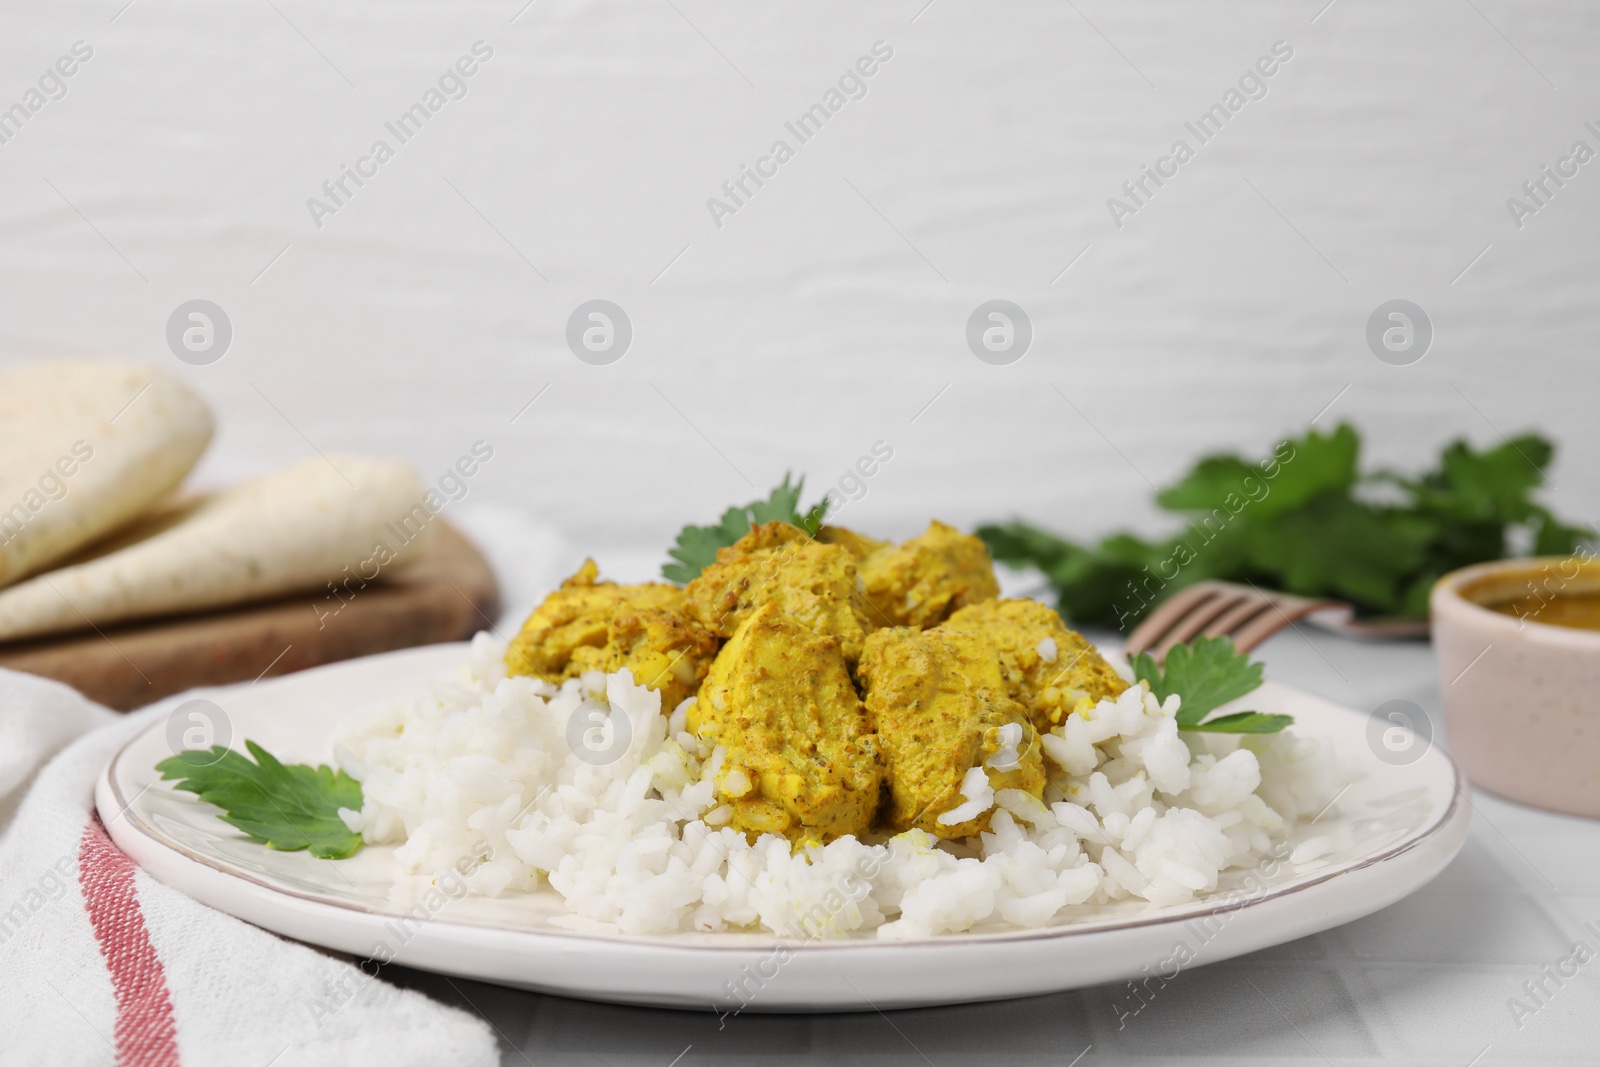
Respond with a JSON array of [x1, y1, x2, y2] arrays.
[[1131, 635, 1268, 728], [1182, 710, 1295, 734], [1157, 424, 1358, 521], [980, 423, 1587, 626], [660, 507, 753, 585], [1413, 435, 1550, 524], [1131, 636, 1284, 733], [155, 740, 364, 859], [1239, 495, 1436, 613], [662, 474, 828, 583], [797, 500, 829, 538]]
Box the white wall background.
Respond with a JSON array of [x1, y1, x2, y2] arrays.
[[2, 0, 1597, 563]]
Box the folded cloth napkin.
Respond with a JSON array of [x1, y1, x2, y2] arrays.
[[0, 669, 498, 1067]]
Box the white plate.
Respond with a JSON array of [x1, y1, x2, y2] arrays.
[[98, 642, 1469, 1013]]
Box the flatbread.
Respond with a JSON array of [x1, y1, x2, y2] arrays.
[[0, 455, 437, 642], [0, 360, 213, 589]]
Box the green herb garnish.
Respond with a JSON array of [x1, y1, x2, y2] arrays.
[[980, 423, 1587, 627], [662, 473, 828, 584], [1131, 635, 1290, 733], [156, 740, 364, 859]]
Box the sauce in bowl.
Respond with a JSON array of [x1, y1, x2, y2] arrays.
[[1489, 591, 1600, 631], [1434, 555, 1600, 818]]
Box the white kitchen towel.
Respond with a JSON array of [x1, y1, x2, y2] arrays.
[[0, 668, 499, 1067]]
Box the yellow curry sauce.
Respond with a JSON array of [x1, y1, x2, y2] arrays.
[[1490, 591, 1600, 631], [502, 519, 1128, 845]]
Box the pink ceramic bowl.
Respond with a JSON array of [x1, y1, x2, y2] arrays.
[[1432, 557, 1600, 818]]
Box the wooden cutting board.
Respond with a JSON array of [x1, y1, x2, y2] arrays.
[[0, 521, 501, 711]]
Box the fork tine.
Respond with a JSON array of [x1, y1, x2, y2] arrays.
[[1154, 589, 1250, 656], [1228, 593, 1342, 653], [1123, 581, 1225, 658], [1198, 594, 1277, 643], [1126, 579, 1351, 663]]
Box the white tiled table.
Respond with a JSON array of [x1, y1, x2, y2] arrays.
[[383, 621, 1600, 1066]]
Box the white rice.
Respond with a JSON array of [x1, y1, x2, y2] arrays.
[[336, 632, 1341, 940]]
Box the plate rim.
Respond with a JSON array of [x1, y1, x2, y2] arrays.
[[101, 644, 1469, 954]]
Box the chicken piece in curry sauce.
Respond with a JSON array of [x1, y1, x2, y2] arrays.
[[938, 598, 1128, 734], [857, 520, 1000, 630], [689, 603, 881, 844], [505, 516, 1120, 849], [504, 559, 717, 713], [857, 625, 1045, 839], [683, 521, 872, 663], [814, 524, 889, 562]]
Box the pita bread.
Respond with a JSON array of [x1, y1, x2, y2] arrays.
[[0, 360, 213, 589], [0, 455, 437, 642]]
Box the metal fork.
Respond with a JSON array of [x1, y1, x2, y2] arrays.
[[1121, 580, 1345, 662]]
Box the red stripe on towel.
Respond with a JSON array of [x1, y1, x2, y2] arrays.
[[79, 815, 182, 1067]]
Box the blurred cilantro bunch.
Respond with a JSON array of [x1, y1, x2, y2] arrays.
[[979, 423, 1589, 627]]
